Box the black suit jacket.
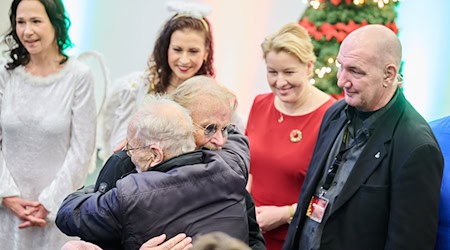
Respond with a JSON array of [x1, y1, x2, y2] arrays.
[[284, 91, 444, 250]]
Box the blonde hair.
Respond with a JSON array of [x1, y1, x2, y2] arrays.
[[261, 23, 316, 76]]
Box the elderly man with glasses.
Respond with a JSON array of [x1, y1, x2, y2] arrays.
[[56, 76, 265, 250], [56, 91, 249, 250]]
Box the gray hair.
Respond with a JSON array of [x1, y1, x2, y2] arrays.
[[128, 95, 195, 158], [192, 232, 250, 250], [170, 75, 238, 112]]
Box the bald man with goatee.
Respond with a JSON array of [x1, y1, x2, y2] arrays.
[[283, 24, 444, 250]]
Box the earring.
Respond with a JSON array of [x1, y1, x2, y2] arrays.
[[383, 83, 388, 88], [6, 35, 18, 49]]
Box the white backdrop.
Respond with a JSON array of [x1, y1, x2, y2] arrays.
[[1, 0, 449, 123], [0, 0, 307, 122]]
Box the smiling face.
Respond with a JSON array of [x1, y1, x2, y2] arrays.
[[167, 29, 208, 87], [265, 50, 313, 105], [336, 46, 386, 112], [335, 25, 403, 112], [15, 0, 58, 58]]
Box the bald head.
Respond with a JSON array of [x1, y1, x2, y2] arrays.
[[336, 25, 403, 111], [342, 24, 402, 68]]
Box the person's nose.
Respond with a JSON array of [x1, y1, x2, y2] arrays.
[[209, 130, 226, 148], [337, 69, 350, 88], [23, 23, 34, 37], [274, 75, 288, 88], [179, 52, 190, 64]]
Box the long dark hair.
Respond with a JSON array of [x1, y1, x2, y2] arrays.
[[148, 15, 215, 94], [4, 0, 72, 70]]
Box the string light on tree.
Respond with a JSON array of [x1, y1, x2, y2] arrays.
[[299, 0, 400, 98]]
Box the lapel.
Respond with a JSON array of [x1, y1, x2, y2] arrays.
[[293, 101, 348, 247], [329, 91, 406, 215], [300, 103, 348, 209]]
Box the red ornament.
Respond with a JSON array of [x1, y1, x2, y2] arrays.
[[335, 22, 346, 31], [319, 22, 335, 33], [344, 20, 358, 33], [312, 31, 323, 40], [386, 22, 399, 34], [335, 31, 347, 42], [330, 0, 342, 5]]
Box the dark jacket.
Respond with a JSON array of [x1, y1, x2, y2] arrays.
[[92, 129, 265, 250], [283, 91, 444, 250], [57, 149, 248, 250]]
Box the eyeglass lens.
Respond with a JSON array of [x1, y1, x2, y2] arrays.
[[203, 124, 228, 137]]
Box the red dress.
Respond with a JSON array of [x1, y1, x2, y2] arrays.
[[245, 93, 335, 250]]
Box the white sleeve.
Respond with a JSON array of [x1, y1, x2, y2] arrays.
[[38, 64, 97, 219], [98, 72, 145, 159], [0, 153, 21, 206], [0, 66, 21, 206]]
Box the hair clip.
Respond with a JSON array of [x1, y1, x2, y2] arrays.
[[166, 1, 212, 19]]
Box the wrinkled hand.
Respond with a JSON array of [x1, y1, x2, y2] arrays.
[[255, 205, 290, 233], [2, 196, 47, 229], [61, 240, 102, 250], [140, 234, 192, 250]]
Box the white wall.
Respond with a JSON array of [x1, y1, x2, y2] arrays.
[[2, 1, 449, 123], [0, 0, 10, 55], [0, 0, 306, 122], [397, 1, 450, 121], [61, 0, 307, 123]]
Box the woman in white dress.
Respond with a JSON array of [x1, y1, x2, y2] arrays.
[[100, 3, 214, 157], [0, 0, 96, 249]]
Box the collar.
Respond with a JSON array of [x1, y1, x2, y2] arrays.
[[345, 88, 400, 137], [147, 150, 204, 173]]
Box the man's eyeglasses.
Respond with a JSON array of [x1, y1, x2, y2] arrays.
[[194, 123, 231, 138], [124, 143, 151, 153]]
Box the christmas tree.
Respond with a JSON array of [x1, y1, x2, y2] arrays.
[[300, 0, 400, 97]]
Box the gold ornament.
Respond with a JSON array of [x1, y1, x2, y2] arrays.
[[278, 113, 284, 123], [290, 129, 302, 143]]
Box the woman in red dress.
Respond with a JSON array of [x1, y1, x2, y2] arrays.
[[246, 23, 336, 250]]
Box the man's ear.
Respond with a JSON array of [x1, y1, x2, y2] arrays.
[[384, 64, 398, 84], [149, 146, 164, 167]]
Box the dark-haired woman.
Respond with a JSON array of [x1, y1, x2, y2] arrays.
[[0, 0, 96, 248], [101, 10, 214, 155]]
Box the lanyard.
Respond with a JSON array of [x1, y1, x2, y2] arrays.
[[321, 126, 350, 192]]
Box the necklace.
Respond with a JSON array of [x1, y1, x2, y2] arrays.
[[277, 91, 312, 124], [278, 112, 284, 123], [277, 112, 304, 143]]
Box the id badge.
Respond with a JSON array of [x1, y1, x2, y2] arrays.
[[306, 195, 329, 223]]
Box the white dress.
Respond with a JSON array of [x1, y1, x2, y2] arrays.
[[0, 58, 96, 250], [98, 71, 148, 159]]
